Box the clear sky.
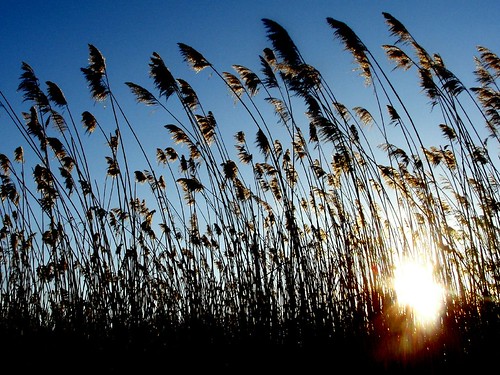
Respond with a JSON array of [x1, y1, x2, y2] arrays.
[[1, 0, 499, 170]]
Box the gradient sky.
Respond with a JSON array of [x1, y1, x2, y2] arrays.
[[1, 0, 499, 170]]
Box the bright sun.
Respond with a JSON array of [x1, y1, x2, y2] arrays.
[[393, 258, 445, 326]]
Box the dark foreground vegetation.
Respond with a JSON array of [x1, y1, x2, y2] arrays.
[[1, 13, 499, 373]]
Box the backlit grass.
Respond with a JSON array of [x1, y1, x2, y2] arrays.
[[0, 13, 498, 373]]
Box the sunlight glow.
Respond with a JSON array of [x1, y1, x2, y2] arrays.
[[393, 258, 445, 326]]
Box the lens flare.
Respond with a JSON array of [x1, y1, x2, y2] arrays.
[[393, 258, 445, 326]]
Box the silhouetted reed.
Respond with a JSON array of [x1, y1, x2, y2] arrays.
[[0, 12, 498, 372]]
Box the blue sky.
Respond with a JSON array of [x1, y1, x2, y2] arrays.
[[1, 0, 499, 170]]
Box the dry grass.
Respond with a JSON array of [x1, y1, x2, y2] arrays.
[[0, 13, 498, 373]]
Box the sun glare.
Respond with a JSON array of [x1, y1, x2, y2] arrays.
[[393, 258, 445, 326]]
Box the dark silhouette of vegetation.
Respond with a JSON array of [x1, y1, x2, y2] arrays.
[[0, 13, 498, 373]]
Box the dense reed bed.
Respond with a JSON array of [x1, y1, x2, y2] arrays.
[[0, 13, 498, 372]]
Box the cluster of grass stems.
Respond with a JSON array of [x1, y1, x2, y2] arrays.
[[0, 13, 499, 371]]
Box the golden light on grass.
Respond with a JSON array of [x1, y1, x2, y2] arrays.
[[393, 257, 445, 327], [1, 11, 498, 372]]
